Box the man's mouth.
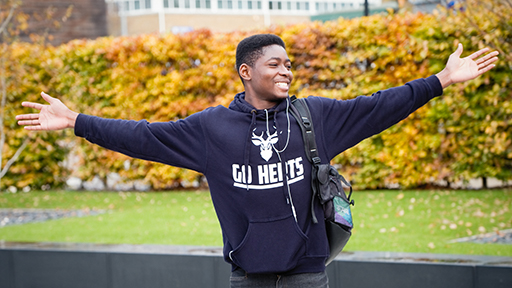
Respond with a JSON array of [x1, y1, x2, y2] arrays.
[[275, 82, 289, 89]]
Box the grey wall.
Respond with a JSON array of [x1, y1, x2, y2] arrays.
[[1, 242, 511, 288]]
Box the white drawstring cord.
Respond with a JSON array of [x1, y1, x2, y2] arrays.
[[265, 98, 297, 222]]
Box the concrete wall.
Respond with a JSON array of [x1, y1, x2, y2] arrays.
[[1, 242, 511, 288]]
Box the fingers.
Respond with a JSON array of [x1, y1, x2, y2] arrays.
[[476, 61, 497, 76], [22, 101, 46, 110], [23, 125, 44, 131], [479, 57, 498, 71], [453, 43, 464, 57], [40, 91, 56, 104], [475, 51, 499, 65], [16, 114, 41, 129], [18, 119, 41, 126], [21, 92, 56, 110], [16, 113, 40, 121], [467, 47, 491, 60]]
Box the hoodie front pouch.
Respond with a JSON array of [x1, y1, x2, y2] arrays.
[[229, 214, 308, 274]]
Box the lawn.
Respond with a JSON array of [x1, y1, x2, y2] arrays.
[[0, 189, 511, 256]]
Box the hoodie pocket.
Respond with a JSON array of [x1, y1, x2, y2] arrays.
[[229, 214, 308, 274]]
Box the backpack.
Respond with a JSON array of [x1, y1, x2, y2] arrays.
[[290, 96, 355, 266]]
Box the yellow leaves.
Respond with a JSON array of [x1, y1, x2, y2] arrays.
[[2, 7, 509, 190]]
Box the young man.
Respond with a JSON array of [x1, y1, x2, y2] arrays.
[[17, 34, 498, 287]]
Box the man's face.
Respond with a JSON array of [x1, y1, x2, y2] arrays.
[[243, 44, 293, 108]]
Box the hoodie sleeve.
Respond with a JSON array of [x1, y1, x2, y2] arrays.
[[74, 112, 207, 173], [308, 75, 443, 159]]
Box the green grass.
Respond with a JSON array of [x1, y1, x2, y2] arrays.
[[346, 189, 512, 256], [0, 190, 222, 246], [0, 189, 511, 256]]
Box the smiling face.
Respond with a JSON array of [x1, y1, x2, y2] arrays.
[[239, 44, 293, 110]]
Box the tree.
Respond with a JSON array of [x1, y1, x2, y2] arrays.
[[0, 0, 72, 191], [458, 0, 512, 63], [0, 0, 29, 190]]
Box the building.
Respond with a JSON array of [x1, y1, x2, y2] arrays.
[[19, 0, 108, 45], [106, 0, 394, 36], [14, 1, 449, 45], [405, 0, 444, 13]]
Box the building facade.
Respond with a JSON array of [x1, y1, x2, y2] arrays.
[[20, 0, 108, 45], [106, 0, 384, 36]]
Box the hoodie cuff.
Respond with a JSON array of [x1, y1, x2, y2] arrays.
[[426, 75, 444, 97], [74, 113, 89, 138]]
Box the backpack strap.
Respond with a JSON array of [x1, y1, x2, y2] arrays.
[[290, 96, 321, 166], [290, 95, 321, 224]]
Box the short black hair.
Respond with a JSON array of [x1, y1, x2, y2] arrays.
[[235, 34, 286, 76]]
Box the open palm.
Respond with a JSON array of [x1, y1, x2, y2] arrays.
[[16, 92, 78, 131], [442, 44, 499, 86]]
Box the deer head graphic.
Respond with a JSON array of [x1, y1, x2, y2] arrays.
[[252, 131, 279, 162]]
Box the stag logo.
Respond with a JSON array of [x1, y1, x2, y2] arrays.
[[252, 131, 278, 162]]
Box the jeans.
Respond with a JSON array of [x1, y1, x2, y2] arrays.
[[230, 268, 329, 288]]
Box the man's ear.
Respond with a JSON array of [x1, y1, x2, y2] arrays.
[[239, 63, 251, 82]]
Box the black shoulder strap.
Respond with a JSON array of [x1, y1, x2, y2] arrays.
[[290, 95, 321, 224], [290, 96, 321, 166], [290, 96, 353, 224]]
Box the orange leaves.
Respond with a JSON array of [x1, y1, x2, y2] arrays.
[[3, 6, 510, 190]]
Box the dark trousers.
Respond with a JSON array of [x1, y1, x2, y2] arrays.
[[230, 268, 329, 288]]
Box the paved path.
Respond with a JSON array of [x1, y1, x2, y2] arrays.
[[0, 208, 106, 227]]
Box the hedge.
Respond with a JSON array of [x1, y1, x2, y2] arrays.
[[2, 6, 511, 190]]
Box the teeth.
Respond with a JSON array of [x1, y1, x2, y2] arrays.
[[276, 82, 288, 88]]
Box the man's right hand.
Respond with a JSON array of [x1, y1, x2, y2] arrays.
[[16, 92, 79, 131]]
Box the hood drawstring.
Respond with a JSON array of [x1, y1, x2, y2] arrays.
[[268, 97, 291, 155], [241, 96, 297, 222], [266, 98, 297, 222], [244, 110, 258, 191]]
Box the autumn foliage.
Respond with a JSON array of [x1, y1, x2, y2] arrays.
[[2, 6, 511, 190]]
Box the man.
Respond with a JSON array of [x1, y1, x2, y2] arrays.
[[17, 34, 498, 287]]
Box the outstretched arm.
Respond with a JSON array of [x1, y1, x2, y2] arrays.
[[16, 92, 79, 131], [436, 44, 499, 89]]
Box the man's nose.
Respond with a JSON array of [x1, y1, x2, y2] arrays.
[[278, 65, 291, 76]]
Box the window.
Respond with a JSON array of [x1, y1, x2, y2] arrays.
[[185, 0, 190, 8], [206, 0, 211, 8], [117, 0, 155, 11], [174, 0, 179, 7], [248, 0, 253, 9], [227, 0, 233, 8], [218, 0, 223, 8], [257, 0, 261, 9], [238, 0, 243, 8], [164, 0, 169, 7], [286, 1, 291, 10]]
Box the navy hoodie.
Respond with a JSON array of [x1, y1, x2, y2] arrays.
[[74, 75, 443, 275]]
